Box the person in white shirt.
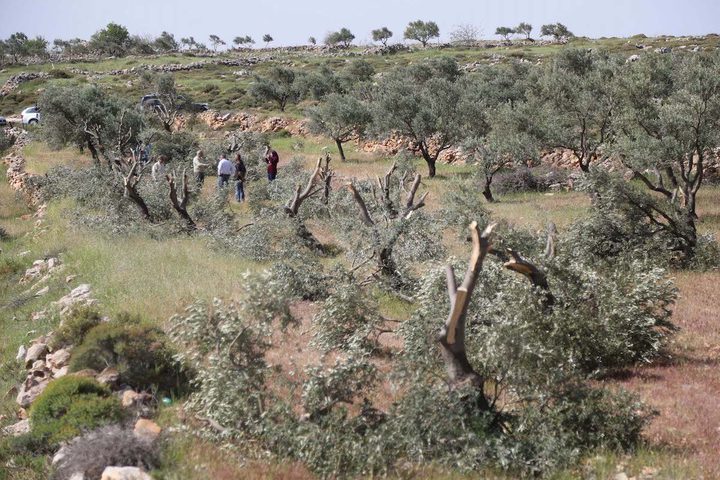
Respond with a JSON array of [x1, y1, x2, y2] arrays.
[[216, 153, 235, 189], [151, 155, 168, 181], [192, 150, 209, 187]]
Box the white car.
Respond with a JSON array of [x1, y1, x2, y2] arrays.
[[21, 106, 40, 125]]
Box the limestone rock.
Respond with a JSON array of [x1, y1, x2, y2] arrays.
[[47, 348, 72, 368], [24, 343, 48, 367], [16, 377, 50, 407], [53, 366, 69, 378], [53, 284, 95, 313], [16, 345, 26, 362], [1, 418, 30, 436], [121, 389, 152, 408], [97, 367, 120, 387], [133, 418, 162, 441], [101, 466, 152, 480], [34, 286, 49, 297]]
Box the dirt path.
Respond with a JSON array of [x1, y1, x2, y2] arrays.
[[613, 272, 720, 477]]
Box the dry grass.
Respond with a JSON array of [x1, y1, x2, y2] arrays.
[[22, 142, 93, 175], [611, 271, 720, 477]]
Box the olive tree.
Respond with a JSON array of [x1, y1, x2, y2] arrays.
[[153, 31, 178, 52], [209, 34, 225, 51], [248, 67, 302, 111], [324, 28, 355, 47], [89, 23, 130, 56], [371, 27, 393, 46], [540, 23, 574, 41], [372, 60, 471, 177], [605, 52, 720, 261], [533, 48, 618, 172], [516, 22, 533, 40], [403, 20, 440, 47], [495, 26, 514, 41], [262, 34, 273, 47], [307, 93, 372, 161]]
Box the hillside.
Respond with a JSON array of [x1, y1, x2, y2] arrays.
[[1, 36, 720, 480]]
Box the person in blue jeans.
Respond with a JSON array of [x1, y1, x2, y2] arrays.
[[233, 153, 246, 202]]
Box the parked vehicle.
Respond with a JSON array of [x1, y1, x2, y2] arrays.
[[139, 94, 209, 113], [0, 116, 7, 126], [21, 106, 40, 125]]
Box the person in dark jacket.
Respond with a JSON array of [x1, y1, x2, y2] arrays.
[[264, 145, 279, 181], [234, 153, 247, 202]]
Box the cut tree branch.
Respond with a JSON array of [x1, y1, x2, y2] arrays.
[[437, 221, 496, 409]]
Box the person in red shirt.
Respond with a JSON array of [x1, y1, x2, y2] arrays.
[[264, 145, 279, 181]]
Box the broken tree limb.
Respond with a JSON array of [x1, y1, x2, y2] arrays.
[[167, 168, 196, 230], [504, 249, 555, 309], [403, 173, 428, 218], [285, 154, 332, 216], [121, 155, 152, 221], [347, 182, 375, 226], [437, 222, 496, 410]]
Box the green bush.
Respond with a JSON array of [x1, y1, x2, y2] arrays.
[[50, 305, 102, 349], [69, 314, 186, 393], [26, 376, 122, 450]]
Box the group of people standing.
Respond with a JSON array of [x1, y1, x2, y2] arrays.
[[189, 145, 280, 202]]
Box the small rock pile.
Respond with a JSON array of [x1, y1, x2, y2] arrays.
[[15, 338, 72, 408], [0, 71, 50, 97]]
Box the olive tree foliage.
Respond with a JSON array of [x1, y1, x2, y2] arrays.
[[324, 28, 355, 47], [168, 219, 674, 476], [533, 48, 619, 172], [262, 34, 273, 47], [307, 93, 372, 160], [403, 20, 440, 47], [248, 67, 303, 111], [297, 59, 375, 101], [233, 35, 255, 47], [466, 103, 540, 202], [371, 27, 393, 46], [89, 23, 130, 55], [332, 161, 445, 291], [495, 27, 515, 42], [208, 34, 225, 51], [371, 58, 473, 177], [516, 22, 533, 40], [606, 51, 720, 263], [2, 32, 48, 62], [153, 31, 178, 52], [540, 23, 574, 41], [39, 83, 144, 169]]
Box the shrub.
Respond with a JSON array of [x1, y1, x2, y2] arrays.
[[50, 305, 103, 349], [493, 166, 568, 195], [0, 129, 15, 153], [26, 377, 122, 451], [0, 255, 24, 277], [51, 425, 159, 480], [69, 314, 186, 393]]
